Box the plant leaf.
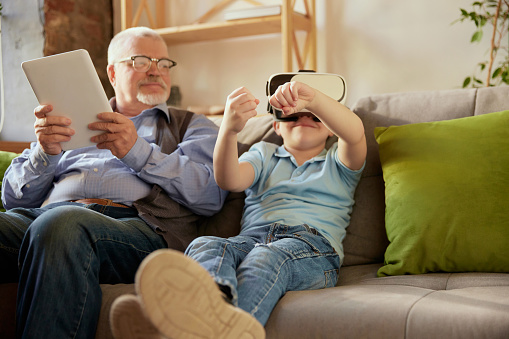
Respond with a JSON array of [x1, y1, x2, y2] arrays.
[[471, 30, 483, 42], [493, 67, 502, 78]]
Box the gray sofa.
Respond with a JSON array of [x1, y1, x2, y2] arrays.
[[1, 86, 509, 338]]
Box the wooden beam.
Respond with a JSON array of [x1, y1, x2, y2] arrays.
[[281, 0, 293, 72], [156, 0, 165, 28], [120, 0, 133, 30], [308, 0, 317, 70]]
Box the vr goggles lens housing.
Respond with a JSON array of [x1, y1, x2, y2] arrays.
[[266, 72, 347, 122], [273, 112, 321, 122]]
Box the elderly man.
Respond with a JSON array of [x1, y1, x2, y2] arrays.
[[0, 27, 227, 338]]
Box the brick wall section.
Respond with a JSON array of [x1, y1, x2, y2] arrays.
[[43, 0, 114, 98]]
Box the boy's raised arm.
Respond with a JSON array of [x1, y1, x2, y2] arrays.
[[213, 87, 259, 192], [310, 89, 366, 171], [269, 81, 366, 171]]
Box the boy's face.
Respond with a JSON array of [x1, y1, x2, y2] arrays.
[[273, 112, 333, 151]]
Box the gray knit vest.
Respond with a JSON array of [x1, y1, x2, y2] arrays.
[[132, 107, 201, 252]]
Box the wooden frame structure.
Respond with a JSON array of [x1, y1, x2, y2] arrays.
[[120, 0, 317, 71]]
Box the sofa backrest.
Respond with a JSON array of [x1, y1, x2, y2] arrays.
[[202, 86, 509, 266], [345, 86, 509, 266]]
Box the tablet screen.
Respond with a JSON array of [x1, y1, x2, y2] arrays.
[[21, 49, 112, 150]]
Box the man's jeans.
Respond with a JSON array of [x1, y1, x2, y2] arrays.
[[0, 202, 166, 339], [185, 223, 340, 326]]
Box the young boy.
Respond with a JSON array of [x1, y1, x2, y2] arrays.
[[110, 80, 366, 339]]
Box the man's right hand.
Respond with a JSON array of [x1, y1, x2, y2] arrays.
[[34, 104, 75, 155]]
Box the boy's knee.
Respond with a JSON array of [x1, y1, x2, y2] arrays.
[[185, 236, 229, 257], [188, 235, 221, 248]]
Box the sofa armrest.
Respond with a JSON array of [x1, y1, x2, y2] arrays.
[[0, 141, 31, 154]]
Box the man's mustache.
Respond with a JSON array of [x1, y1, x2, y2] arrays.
[[138, 76, 168, 90]]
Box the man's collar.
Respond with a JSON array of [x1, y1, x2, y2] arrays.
[[151, 103, 170, 121]]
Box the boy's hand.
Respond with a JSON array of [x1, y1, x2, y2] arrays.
[[222, 87, 259, 134], [269, 81, 316, 116]]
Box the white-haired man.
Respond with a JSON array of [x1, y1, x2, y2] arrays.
[[0, 27, 227, 338]]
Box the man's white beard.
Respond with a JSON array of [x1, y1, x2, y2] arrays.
[[137, 91, 169, 106], [136, 76, 169, 106]]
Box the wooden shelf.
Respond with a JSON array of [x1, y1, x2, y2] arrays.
[[154, 12, 312, 44], [121, 0, 317, 72]]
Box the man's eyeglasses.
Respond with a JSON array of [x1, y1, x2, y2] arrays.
[[117, 55, 177, 74]]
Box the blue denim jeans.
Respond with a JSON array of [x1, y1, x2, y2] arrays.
[[185, 223, 340, 325], [0, 202, 166, 339]]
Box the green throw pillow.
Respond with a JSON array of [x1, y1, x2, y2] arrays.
[[0, 151, 20, 212], [375, 110, 509, 277]]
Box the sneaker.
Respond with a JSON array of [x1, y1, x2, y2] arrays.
[[110, 294, 165, 339], [135, 249, 266, 339]]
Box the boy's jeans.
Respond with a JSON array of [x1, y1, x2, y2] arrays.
[[185, 223, 340, 325], [0, 202, 166, 339]]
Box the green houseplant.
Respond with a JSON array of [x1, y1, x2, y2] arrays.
[[454, 0, 509, 87]]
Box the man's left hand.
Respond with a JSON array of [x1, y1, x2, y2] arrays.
[[89, 112, 138, 158]]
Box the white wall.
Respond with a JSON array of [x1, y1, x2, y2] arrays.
[[0, 0, 44, 142], [332, 0, 488, 107], [164, 0, 489, 113], [1, 0, 491, 141]]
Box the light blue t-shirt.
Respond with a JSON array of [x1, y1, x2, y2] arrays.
[[238, 141, 364, 263]]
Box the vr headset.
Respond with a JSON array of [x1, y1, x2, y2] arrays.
[[266, 71, 347, 121]]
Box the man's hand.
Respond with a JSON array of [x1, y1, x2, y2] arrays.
[[34, 104, 74, 155], [89, 112, 138, 158], [269, 81, 316, 116], [222, 87, 259, 135]]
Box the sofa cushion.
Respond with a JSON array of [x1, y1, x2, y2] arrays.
[[375, 110, 509, 276], [347, 88, 479, 266], [266, 282, 509, 339], [0, 151, 20, 212]]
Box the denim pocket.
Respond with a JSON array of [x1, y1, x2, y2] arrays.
[[291, 232, 322, 254], [272, 224, 336, 258]]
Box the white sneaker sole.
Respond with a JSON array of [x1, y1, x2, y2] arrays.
[[110, 294, 164, 339], [135, 249, 266, 339]]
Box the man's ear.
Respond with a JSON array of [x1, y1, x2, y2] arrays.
[[273, 121, 281, 136], [107, 64, 116, 87]]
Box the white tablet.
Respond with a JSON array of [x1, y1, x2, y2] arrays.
[[21, 49, 112, 150]]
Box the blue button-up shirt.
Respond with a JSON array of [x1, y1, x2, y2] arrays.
[[2, 103, 227, 216]]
